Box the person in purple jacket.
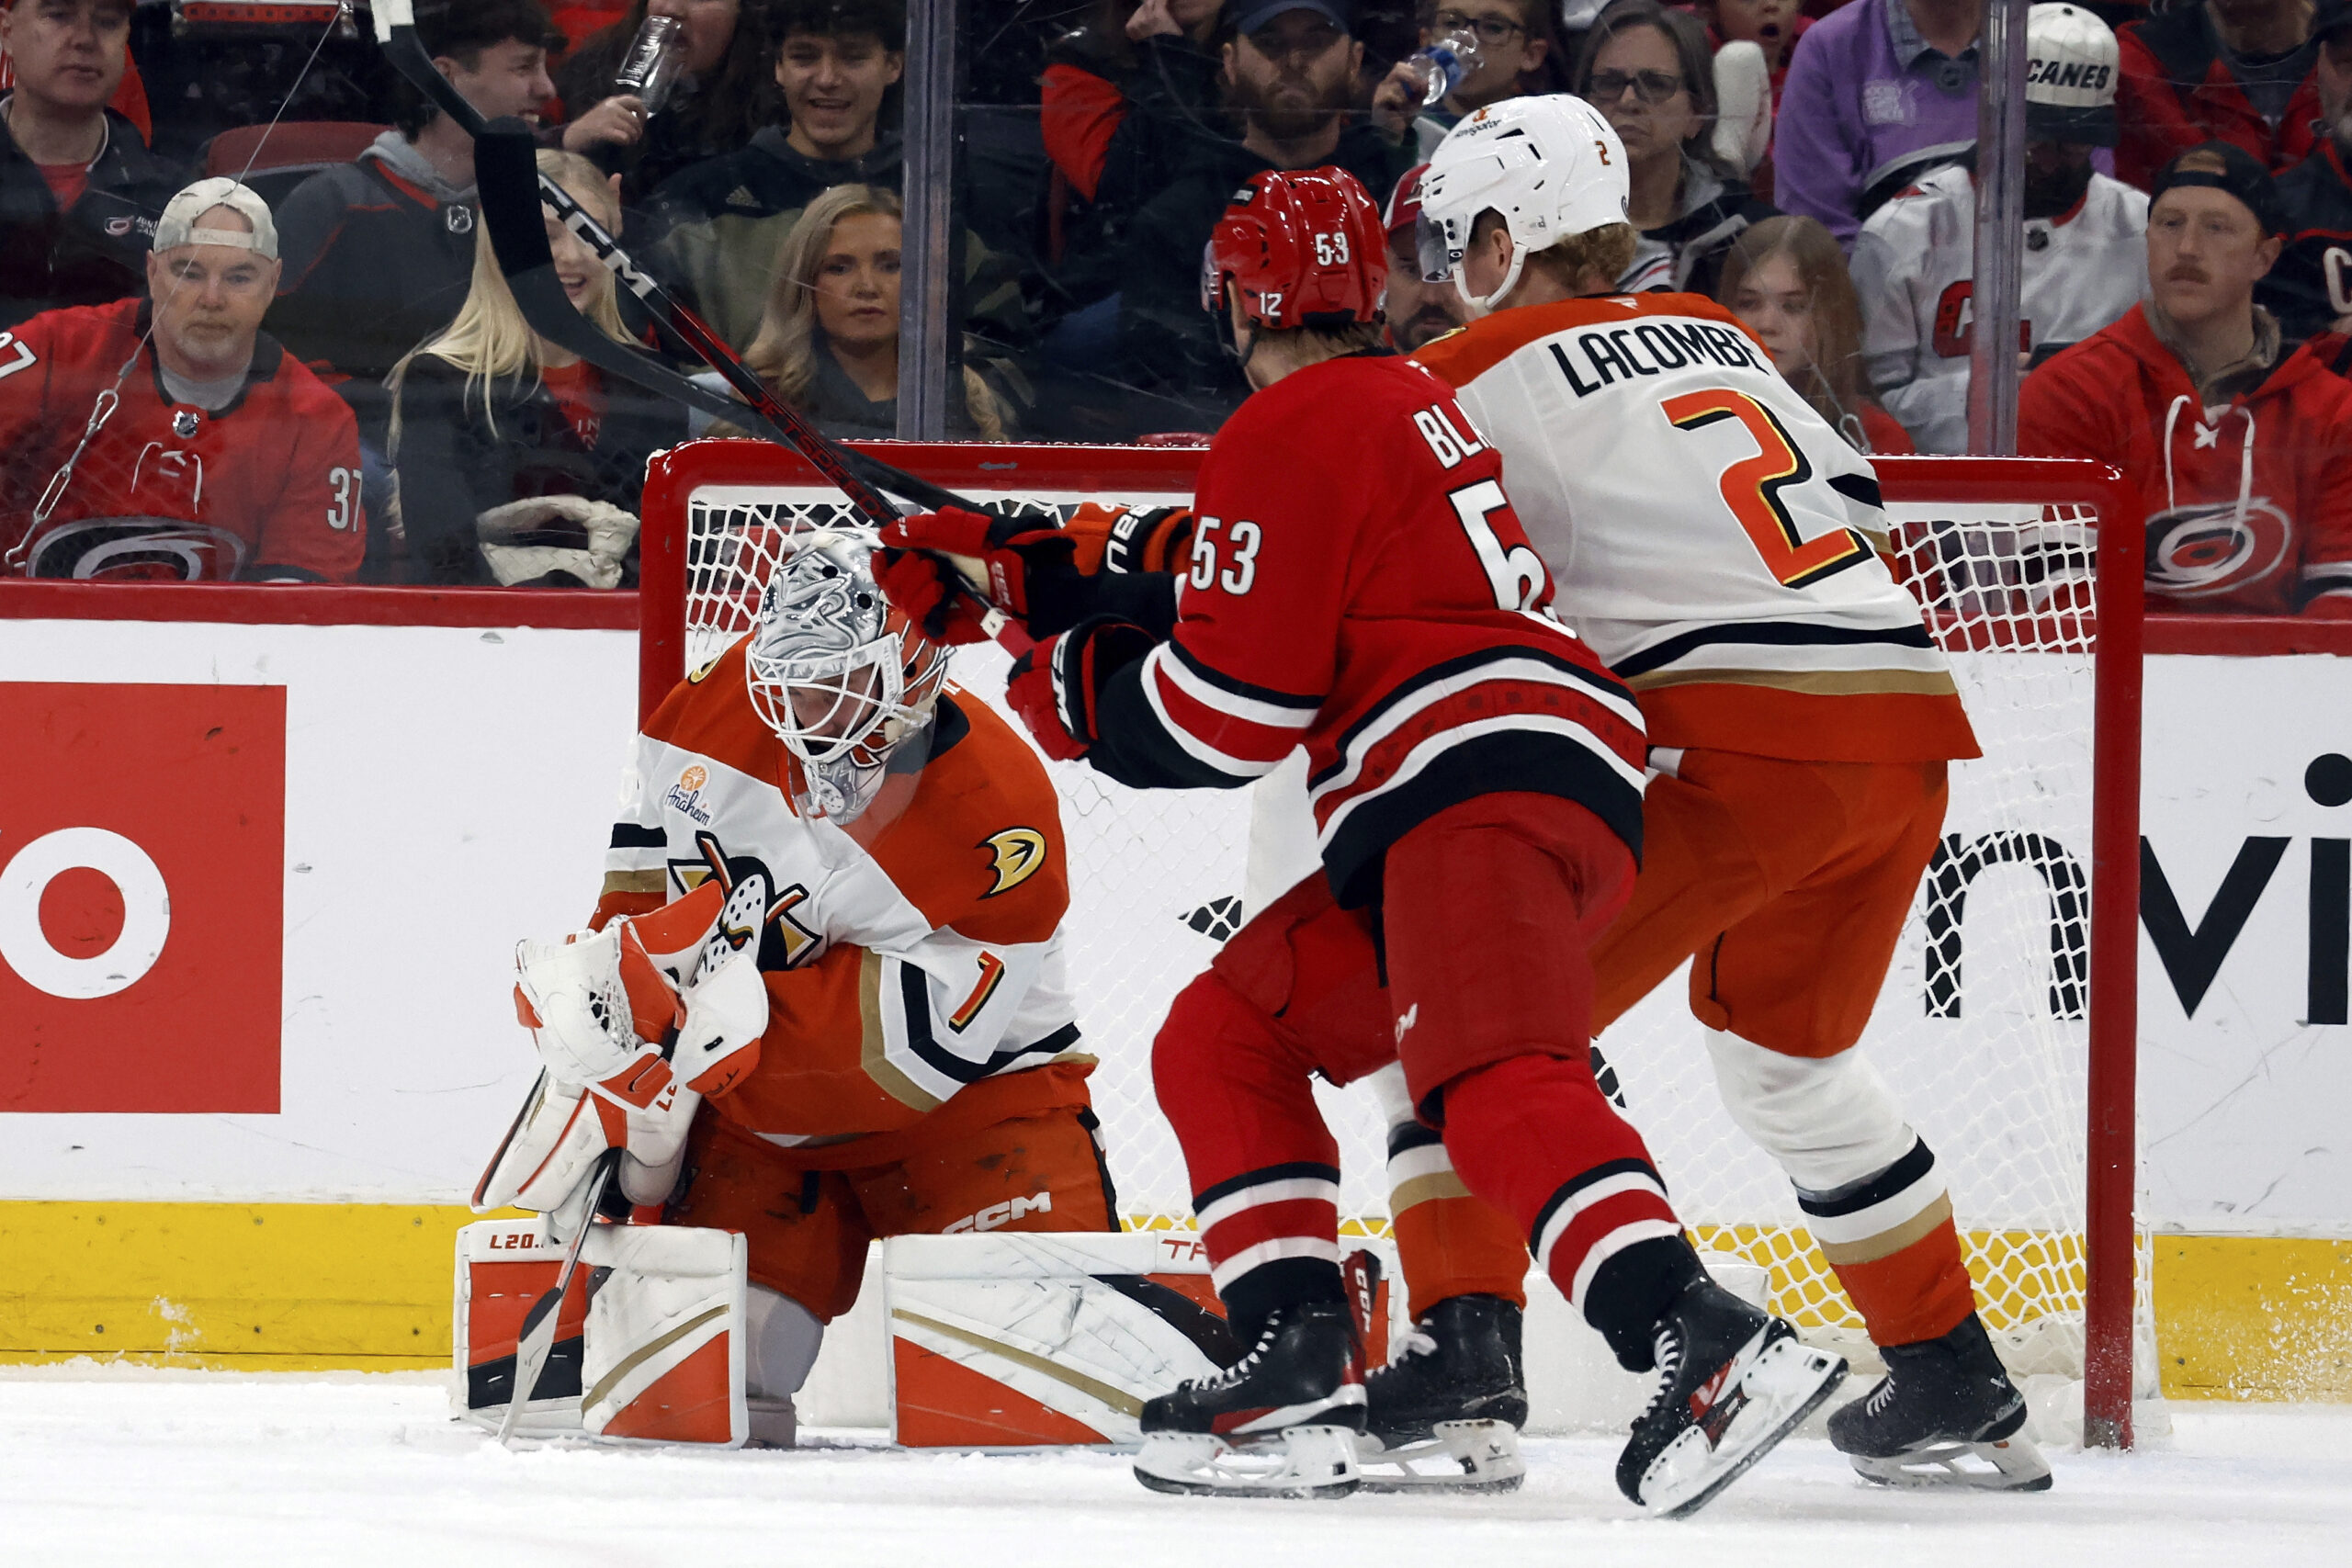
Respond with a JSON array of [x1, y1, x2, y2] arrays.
[[1773, 0, 1984, 245]]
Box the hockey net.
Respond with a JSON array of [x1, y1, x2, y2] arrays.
[[639, 441, 2150, 1431]]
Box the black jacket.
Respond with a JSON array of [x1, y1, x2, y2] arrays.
[[1628, 164, 1780, 300], [267, 154, 479, 440], [1115, 120, 1414, 429], [388, 354, 688, 586], [2262, 138, 2352, 349], [0, 104, 181, 331]]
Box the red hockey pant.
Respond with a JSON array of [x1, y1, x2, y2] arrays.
[[1153, 792, 1686, 1320]]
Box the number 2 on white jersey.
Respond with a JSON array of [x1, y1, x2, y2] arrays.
[[1662, 388, 1870, 589]]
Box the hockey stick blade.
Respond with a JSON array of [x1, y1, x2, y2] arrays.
[[497, 1148, 619, 1447]]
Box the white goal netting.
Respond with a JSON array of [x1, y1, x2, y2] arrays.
[[663, 446, 2149, 1394]]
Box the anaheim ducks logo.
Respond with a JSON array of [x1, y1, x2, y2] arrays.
[[672, 829, 821, 970], [980, 828, 1049, 897], [2144, 498, 2293, 599]]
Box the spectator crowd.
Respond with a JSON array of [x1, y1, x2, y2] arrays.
[[0, 0, 2346, 614]]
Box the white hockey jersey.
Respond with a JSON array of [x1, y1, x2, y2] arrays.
[[1411, 293, 1978, 763], [1851, 165, 2149, 455], [599, 645, 1087, 1141]]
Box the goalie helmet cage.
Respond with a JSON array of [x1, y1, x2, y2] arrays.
[[638, 442, 2145, 1449]]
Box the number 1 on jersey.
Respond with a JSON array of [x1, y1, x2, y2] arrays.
[[1662, 388, 1870, 589]]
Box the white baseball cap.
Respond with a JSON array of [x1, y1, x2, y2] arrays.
[[2025, 4, 2120, 147], [153, 177, 280, 261]]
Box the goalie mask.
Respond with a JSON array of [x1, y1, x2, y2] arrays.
[[746, 529, 951, 823]]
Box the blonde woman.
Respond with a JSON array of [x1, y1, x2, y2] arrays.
[[1717, 215, 1913, 457], [706, 183, 1016, 441], [387, 149, 687, 587]]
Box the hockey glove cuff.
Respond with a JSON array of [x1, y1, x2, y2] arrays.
[[1006, 615, 1158, 761]]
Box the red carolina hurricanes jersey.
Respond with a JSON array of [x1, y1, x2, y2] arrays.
[[1088, 352, 1648, 908], [0, 298, 366, 581]]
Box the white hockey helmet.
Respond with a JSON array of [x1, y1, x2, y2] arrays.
[[1417, 95, 1631, 310], [746, 529, 951, 822]]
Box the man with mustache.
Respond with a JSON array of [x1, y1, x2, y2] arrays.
[[1853, 3, 2147, 453], [1114, 0, 1414, 428], [2259, 0, 2352, 345], [1380, 164, 1466, 351], [2020, 141, 2352, 615]]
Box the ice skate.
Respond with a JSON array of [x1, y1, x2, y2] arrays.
[[1829, 1314, 2052, 1492], [1133, 1301, 1365, 1499], [1618, 1277, 1847, 1517], [1356, 1294, 1528, 1493]]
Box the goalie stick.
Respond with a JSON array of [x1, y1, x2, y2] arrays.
[[498, 1147, 620, 1447], [366, 2, 1012, 638]]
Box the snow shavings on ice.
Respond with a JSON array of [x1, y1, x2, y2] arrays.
[[1, 1370, 2346, 1567]]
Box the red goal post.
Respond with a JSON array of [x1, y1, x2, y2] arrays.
[[639, 442, 2146, 1448]]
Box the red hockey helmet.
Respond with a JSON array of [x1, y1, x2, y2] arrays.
[[1200, 167, 1389, 331]]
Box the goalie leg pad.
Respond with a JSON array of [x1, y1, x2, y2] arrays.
[[580, 1224, 750, 1447], [455, 1219, 749, 1446]]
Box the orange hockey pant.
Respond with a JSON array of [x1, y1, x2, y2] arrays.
[[664, 1099, 1116, 1322], [1399, 750, 1978, 1347]]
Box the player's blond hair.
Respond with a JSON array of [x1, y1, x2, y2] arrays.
[[385, 151, 629, 453], [1470, 210, 1639, 294]]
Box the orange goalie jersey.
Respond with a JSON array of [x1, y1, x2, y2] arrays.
[[1413, 294, 1978, 764], [596, 641, 1091, 1145]]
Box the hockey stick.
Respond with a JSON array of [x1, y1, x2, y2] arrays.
[[497, 1146, 619, 1447], [367, 3, 1012, 631]]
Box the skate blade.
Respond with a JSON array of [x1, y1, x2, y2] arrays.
[[1851, 1432, 2053, 1493], [1133, 1425, 1362, 1499], [1642, 1333, 1848, 1519], [1355, 1419, 1526, 1494]]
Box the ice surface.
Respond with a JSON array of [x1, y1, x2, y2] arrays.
[[3, 1370, 2346, 1566]]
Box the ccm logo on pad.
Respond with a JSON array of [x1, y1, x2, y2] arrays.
[[0, 682, 285, 1113], [941, 1191, 1053, 1235]]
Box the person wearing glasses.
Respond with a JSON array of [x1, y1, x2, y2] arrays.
[[1371, 0, 1554, 158], [1572, 0, 1778, 299]]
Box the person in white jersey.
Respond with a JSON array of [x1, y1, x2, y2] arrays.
[[1850, 4, 2147, 453], [1378, 92, 2051, 1493]]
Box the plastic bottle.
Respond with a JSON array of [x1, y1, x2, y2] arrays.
[[1401, 32, 1483, 108], [615, 14, 687, 116]]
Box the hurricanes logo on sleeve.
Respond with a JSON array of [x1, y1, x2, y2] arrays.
[[980, 828, 1049, 897], [2144, 499, 2292, 599]]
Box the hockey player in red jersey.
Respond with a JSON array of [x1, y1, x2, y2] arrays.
[[0, 177, 365, 581], [877, 168, 1845, 1512]]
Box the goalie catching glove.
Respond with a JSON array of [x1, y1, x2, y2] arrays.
[[1004, 615, 1159, 761], [477, 880, 766, 1214], [876, 503, 1190, 643]]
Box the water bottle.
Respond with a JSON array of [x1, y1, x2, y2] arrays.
[[1403, 31, 1483, 108], [615, 14, 687, 116]]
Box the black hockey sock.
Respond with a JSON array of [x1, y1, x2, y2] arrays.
[[1221, 1258, 1348, 1352], [1583, 1235, 1706, 1372]]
